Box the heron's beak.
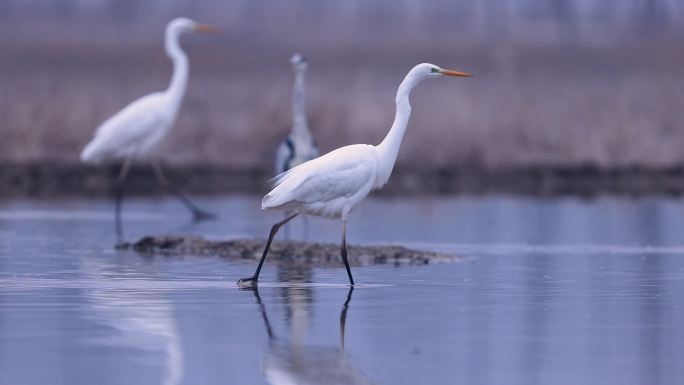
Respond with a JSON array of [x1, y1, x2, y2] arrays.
[[193, 23, 221, 33], [439, 69, 473, 77]]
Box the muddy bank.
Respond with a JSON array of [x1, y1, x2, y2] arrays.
[[121, 236, 462, 267], [3, 162, 684, 198]]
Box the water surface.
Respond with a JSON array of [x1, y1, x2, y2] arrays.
[[1, 195, 683, 385]]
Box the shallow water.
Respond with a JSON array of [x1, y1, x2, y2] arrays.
[[1, 194, 683, 385]]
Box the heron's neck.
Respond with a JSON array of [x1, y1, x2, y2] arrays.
[[375, 74, 418, 186], [291, 69, 310, 140], [165, 28, 189, 114]]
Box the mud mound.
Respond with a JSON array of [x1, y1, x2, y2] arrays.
[[122, 236, 462, 267]]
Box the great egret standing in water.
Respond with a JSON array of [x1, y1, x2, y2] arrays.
[[275, 54, 319, 239], [238, 63, 472, 287], [80, 18, 219, 245]]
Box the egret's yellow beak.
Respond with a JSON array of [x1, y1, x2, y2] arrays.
[[193, 23, 221, 33], [439, 69, 473, 77]]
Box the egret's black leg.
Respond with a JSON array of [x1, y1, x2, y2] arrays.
[[340, 286, 354, 351], [341, 219, 355, 286], [152, 160, 216, 221], [114, 158, 132, 248], [238, 213, 299, 287]]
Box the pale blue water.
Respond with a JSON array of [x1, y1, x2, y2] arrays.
[[1, 195, 683, 385]]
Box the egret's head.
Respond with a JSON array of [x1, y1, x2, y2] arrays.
[[168, 17, 220, 34], [414, 63, 473, 80], [290, 53, 308, 72]]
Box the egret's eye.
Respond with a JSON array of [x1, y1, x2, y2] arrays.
[[431, 67, 439, 73]]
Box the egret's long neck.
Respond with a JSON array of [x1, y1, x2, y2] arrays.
[[291, 69, 310, 140], [165, 27, 189, 114], [375, 73, 419, 186]]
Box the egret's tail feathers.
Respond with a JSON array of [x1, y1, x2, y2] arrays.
[[262, 175, 299, 210], [261, 193, 276, 210], [262, 169, 295, 209], [262, 159, 316, 210], [80, 141, 102, 164], [268, 169, 293, 188], [261, 192, 297, 211]]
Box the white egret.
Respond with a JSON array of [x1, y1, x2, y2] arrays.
[[274, 53, 319, 239], [80, 18, 219, 245], [238, 63, 472, 287]]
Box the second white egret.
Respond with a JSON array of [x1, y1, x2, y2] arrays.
[[80, 18, 219, 245]]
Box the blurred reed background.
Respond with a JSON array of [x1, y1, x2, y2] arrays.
[[1, 1, 684, 194]]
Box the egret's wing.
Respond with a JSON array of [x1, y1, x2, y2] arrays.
[[81, 93, 167, 162], [291, 160, 373, 203], [263, 145, 376, 209], [94, 94, 167, 148]]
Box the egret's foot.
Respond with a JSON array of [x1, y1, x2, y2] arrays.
[[237, 277, 258, 288], [192, 209, 217, 222]]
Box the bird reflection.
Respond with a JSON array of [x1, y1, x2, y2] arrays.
[[82, 259, 183, 385], [249, 286, 374, 385], [277, 264, 314, 343]]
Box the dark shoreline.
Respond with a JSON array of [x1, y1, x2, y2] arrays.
[[2, 162, 684, 198]]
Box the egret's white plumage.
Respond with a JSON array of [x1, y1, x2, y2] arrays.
[[79, 17, 219, 244], [80, 18, 218, 164], [240, 63, 472, 287], [81, 93, 172, 163], [264, 144, 377, 219]]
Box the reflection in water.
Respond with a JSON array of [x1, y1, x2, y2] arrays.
[[2, 197, 684, 385], [82, 259, 183, 385], [521, 254, 555, 385], [250, 287, 373, 385], [277, 265, 314, 345], [639, 254, 665, 385]]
